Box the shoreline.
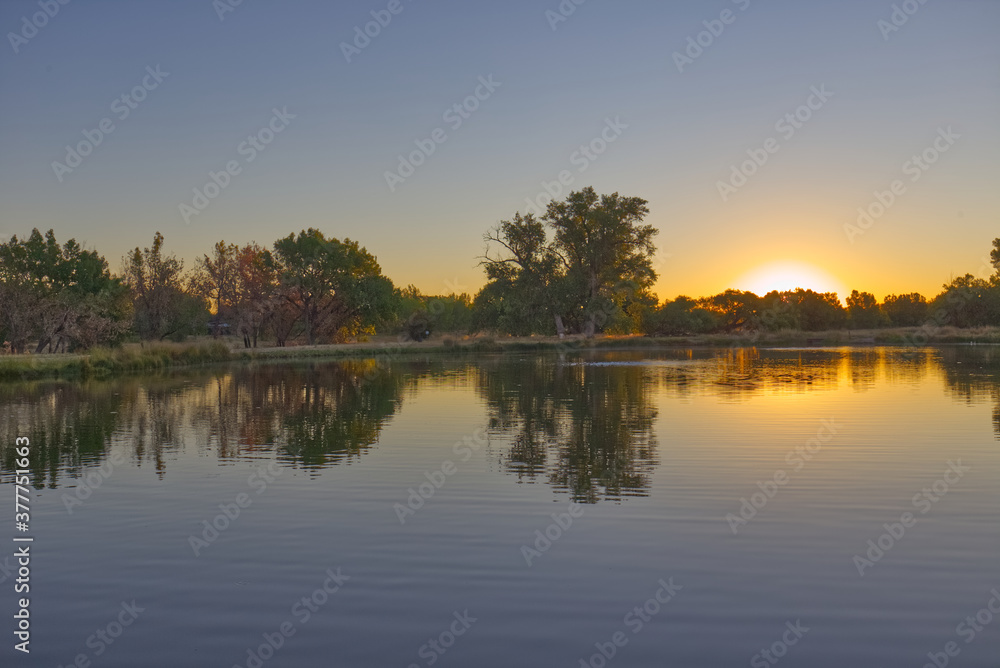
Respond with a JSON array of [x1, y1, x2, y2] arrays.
[[1, 327, 998, 382]]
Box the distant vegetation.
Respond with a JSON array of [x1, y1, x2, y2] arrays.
[[0, 187, 997, 354]]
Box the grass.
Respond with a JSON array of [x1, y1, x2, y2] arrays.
[[1, 327, 998, 382], [0, 341, 234, 382]]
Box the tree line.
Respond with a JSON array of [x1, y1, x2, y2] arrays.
[[0, 187, 997, 353], [0, 228, 399, 353]]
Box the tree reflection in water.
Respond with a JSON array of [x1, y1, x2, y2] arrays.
[[477, 354, 659, 503], [2, 346, 998, 496]]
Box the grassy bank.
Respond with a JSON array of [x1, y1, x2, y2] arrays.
[[2, 326, 998, 382], [0, 342, 235, 382]]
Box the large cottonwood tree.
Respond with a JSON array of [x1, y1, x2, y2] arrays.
[[272, 229, 397, 345]]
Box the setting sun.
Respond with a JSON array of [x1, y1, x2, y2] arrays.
[[734, 261, 849, 300]]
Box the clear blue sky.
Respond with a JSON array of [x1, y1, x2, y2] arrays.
[[1, 0, 997, 300]]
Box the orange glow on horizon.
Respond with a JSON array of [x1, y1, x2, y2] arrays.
[[732, 261, 850, 301]]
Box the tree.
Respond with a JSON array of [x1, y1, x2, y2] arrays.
[[0, 229, 129, 353], [931, 275, 993, 328], [233, 243, 279, 348], [699, 290, 761, 332], [544, 187, 658, 337], [881, 293, 928, 327], [476, 188, 659, 337], [191, 241, 240, 334], [121, 232, 208, 341], [397, 286, 474, 340], [272, 229, 397, 345], [649, 296, 717, 335], [477, 213, 562, 335], [846, 290, 885, 329], [0, 231, 44, 353], [789, 289, 845, 331], [758, 291, 799, 331]]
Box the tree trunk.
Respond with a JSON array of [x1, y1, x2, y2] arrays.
[[585, 269, 599, 338], [34, 337, 51, 354], [304, 301, 315, 345]]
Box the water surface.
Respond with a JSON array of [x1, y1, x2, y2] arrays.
[[1, 346, 998, 667]]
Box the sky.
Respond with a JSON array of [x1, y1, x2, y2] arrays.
[[1, 0, 998, 302]]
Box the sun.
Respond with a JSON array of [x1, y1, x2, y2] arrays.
[[734, 261, 848, 299]]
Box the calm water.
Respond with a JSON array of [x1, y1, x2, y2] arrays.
[[1, 347, 998, 667]]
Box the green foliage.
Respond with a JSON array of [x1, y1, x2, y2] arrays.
[[396, 287, 474, 340], [0, 229, 131, 352], [881, 293, 928, 327], [475, 213, 562, 335], [787, 289, 846, 331], [476, 188, 658, 337], [272, 229, 398, 344], [698, 290, 760, 332], [121, 232, 209, 341], [930, 274, 999, 328], [4, 229, 1000, 359], [847, 290, 886, 329], [650, 296, 718, 335]]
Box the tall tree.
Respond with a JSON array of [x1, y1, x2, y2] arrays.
[[846, 290, 885, 329], [272, 229, 397, 345], [476, 188, 659, 337], [543, 187, 658, 337], [191, 241, 240, 333], [121, 232, 207, 340], [233, 243, 279, 348], [477, 213, 562, 335]]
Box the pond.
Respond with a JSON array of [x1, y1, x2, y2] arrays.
[[1, 346, 998, 667]]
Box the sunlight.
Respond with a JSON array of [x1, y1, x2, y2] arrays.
[[734, 261, 848, 299]]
